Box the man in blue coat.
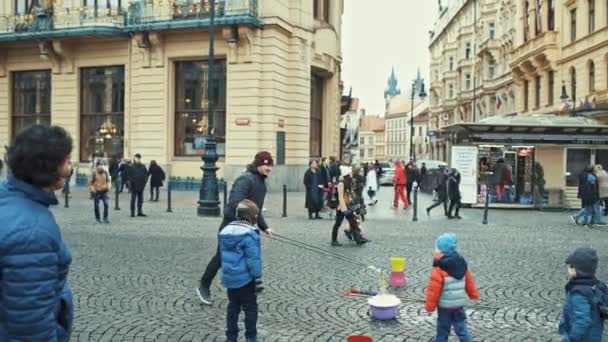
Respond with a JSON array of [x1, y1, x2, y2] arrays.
[[0, 125, 74, 341]]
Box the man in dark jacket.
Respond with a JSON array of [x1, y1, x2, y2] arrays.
[[426, 167, 449, 217], [328, 156, 339, 182], [197, 151, 274, 305], [406, 161, 419, 203], [0, 125, 74, 341], [127, 153, 149, 217], [447, 168, 462, 219]]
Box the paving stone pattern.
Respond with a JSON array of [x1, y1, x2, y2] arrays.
[[53, 187, 608, 341]]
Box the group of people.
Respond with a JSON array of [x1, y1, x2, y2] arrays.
[[87, 154, 167, 223], [426, 167, 463, 219], [0, 125, 606, 342], [572, 164, 608, 227]]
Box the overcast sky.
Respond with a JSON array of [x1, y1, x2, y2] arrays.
[[341, 1, 438, 116]]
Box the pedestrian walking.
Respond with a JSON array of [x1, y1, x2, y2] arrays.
[[447, 168, 462, 219], [365, 164, 378, 206], [425, 233, 479, 342], [352, 166, 367, 222], [220, 199, 264, 342], [420, 162, 428, 191], [0, 125, 74, 341], [126, 153, 148, 217], [304, 160, 323, 219], [89, 165, 111, 224], [594, 164, 608, 216], [109, 155, 120, 192], [572, 173, 606, 227], [331, 165, 369, 247], [406, 161, 419, 204], [427, 168, 449, 217], [393, 160, 409, 209], [62, 166, 74, 197], [118, 159, 130, 192], [148, 160, 166, 202], [197, 151, 274, 305], [559, 247, 606, 341], [493, 158, 507, 202]]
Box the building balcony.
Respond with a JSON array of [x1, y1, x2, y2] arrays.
[[0, 0, 260, 42], [511, 31, 558, 66]]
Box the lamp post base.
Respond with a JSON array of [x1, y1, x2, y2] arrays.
[[197, 135, 221, 217]]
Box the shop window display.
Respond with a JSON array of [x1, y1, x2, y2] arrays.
[[478, 145, 535, 204]]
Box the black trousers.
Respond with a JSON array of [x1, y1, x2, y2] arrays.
[[331, 209, 359, 242], [226, 281, 258, 341], [130, 190, 144, 215], [448, 198, 461, 217], [150, 186, 160, 201], [200, 218, 230, 287], [427, 198, 448, 216], [406, 182, 413, 204]]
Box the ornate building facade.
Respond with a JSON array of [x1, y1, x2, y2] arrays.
[[428, 0, 516, 161], [0, 0, 344, 190]]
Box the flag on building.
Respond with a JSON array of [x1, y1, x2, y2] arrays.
[[495, 95, 502, 109]]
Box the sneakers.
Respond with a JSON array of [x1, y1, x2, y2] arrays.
[[570, 215, 577, 224], [196, 285, 212, 305], [454, 215, 462, 220], [95, 219, 102, 224], [344, 230, 353, 241], [103, 219, 110, 224], [137, 213, 147, 217], [594, 222, 608, 227], [331, 241, 343, 247], [426, 208, 431, 216]]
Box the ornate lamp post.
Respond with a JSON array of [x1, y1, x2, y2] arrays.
[[197, 0, 221, 217], [409, 77, 427, 162]]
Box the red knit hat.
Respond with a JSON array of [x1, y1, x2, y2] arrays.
[[253, 151, 274, 167]]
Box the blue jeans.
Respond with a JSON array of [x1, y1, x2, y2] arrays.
[[574, 205, 594, 225], [435, 308, 472, 342], [593, 202, 605, 224], [94, 192, 109, 221], [226, 281, 257, 342]]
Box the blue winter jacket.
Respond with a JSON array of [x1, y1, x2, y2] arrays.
[[219, 221, 262, 289], [559, 277, 604, 342], [0, 177, 74, 341]]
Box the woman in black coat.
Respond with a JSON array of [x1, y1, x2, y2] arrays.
[[148, 160, 166, 201], [304, 160, 324, 219], [447, 168, 462, 219]]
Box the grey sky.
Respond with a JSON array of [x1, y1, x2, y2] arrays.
[[342, 1, 438, 115]]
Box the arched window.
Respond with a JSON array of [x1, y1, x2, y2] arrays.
[[588, 60, 595, 92]]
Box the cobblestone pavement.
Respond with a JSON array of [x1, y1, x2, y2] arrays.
[[52, 186, 608, 342]]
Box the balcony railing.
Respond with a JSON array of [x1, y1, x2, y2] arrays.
[[0, 0, 259, 42]]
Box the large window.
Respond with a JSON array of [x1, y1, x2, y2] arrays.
[[588, 0, 595, 33], [465, 43, 471, 59], [83, 0, 122, 15], [174, 60, 226, 157], [571, 9, 577, 42], [313, 0, 330, 22], [12, 70, 51, 138], [80, 66, 124, 162], [547, 70, 554, 105], [570, 67, 577, 104], [310, 74, 324, 158], [589, 60, 595, 92], [535, 75, 541, 109], [15, 0, 42, 15], [548, 0, 555, 30]]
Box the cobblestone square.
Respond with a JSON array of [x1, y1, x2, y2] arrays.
[[54, 187, 608, 341]]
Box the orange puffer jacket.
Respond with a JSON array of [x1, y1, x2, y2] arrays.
[[425, 252, 479, 312]]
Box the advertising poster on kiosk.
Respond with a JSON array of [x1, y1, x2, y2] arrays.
[[450, 146, 478, 204]]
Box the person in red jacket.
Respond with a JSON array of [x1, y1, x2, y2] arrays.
[[425, 233, 479, 342], [392, 161, 409, 209]]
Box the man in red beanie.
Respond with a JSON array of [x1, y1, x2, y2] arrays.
[[197, 151, 274, 305]]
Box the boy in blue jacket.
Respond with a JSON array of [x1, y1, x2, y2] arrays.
[[219, 199, 263, 342], [559, 247, 606, 341]]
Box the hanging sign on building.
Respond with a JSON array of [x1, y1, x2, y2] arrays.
[[235, 118, 251, 126], [450, 145, 478, 204]]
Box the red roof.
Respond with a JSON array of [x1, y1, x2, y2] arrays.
[[359, 116, 385, 132]]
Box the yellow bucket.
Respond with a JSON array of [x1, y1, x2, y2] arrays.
[[390, 257, 405, 272]]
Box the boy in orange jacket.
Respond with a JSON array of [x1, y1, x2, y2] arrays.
[[425, 233, 479, 342]]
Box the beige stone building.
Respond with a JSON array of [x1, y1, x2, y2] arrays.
[[0, 0, 344, 190], [428, 0, 517, 161], [358, 116, 384, 163], [385, 95, 430, 161]]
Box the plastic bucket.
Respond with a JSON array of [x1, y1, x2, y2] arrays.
[[390, 257, 405, 272], [347, 336, 373, 342]]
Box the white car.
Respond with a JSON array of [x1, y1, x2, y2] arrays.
[[379, 167, 395, 186]]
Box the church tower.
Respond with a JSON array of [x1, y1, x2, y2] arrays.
[[384, 66, 401, 111]]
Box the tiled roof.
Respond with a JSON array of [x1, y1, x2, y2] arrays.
[[359, 116, 385, 132]]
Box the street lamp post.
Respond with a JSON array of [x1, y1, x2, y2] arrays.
[[197, 0, 221, 217], [409, 78, 427, 162]]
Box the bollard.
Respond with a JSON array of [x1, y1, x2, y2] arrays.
[[167, 180, 172, 213], [412, 185, 418, 222], [482, 185, 490, 225], [64, 191, 69, 208], [114, 187, 120, 211], [282, 184, 287, 218]]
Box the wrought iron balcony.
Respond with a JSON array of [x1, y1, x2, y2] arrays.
[[0, 0, 260, 42]]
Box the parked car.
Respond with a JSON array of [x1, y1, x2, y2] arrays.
[[379, 167, 395, 186]]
